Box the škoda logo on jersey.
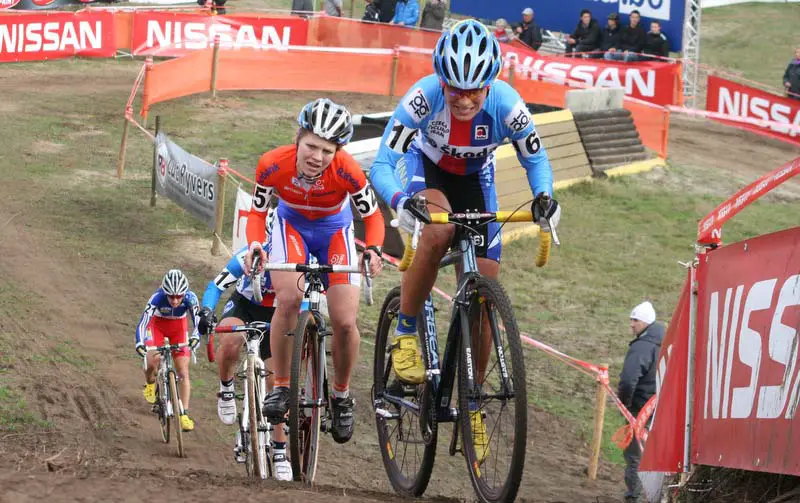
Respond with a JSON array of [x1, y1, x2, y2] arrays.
[[402, 87, 431, 122]]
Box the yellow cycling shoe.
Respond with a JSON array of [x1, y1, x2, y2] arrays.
[[390, 335, 425, 385], [470, 410, 491, 465], [143, 383, 156, 404], [180, 414, 195, 432]]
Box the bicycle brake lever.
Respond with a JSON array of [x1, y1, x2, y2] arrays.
[[547, 218, 561, 247]]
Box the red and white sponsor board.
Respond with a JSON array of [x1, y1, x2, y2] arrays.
[[706, 75, 800, 145], [0, 10, 115, 62], [501, 43, 682, 106], [697, 158, 800, 246], [639, 273, 692, 473], [692, 226, 800, 475], [131, 12, 308, 56]]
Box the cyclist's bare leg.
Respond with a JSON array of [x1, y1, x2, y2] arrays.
[[269, 271, 305, 385], [144, 353, 161, 383], [216, 316, 246, 382], [326, 284, 361, 391], [399, 189, 454, 317], [265, 356, 287, 443], [175, 355, 191, 410]]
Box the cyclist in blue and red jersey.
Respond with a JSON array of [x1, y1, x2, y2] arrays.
[[369, 19, 562, 461], [135, 269, 201, 432]]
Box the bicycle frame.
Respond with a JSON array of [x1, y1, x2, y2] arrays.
[[144, 340, 193, 418], [236, 329, 269, 442], [381, 225, 515, 426]]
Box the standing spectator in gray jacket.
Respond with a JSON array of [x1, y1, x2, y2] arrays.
[[784, 47, 800, 100], [324, 0, 343, 16], [618, 301, 664, 503], [513, 7, 543, 51], [420, 0, 445, 30]]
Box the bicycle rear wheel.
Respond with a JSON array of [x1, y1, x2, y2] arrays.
[[289, 310, 323, 484], [373, 286, 436, 497], [458, 277, 527, 503], [168, 371, 185, 458], [247, 354, 267, 479], [157, 380, 170, 444]]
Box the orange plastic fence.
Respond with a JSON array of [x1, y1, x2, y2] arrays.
[[625, 99, 670, 158], [215, 48, 396, 95], [308, 16, 440, 50], [139, 43, 669, 159], [143, 48, 214, 111]]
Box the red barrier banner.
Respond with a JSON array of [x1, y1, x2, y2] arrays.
[[131, 12, 308, 56], [639, 271, 692, 472], [502, 43, 681, 106], [0, 10, 115, 62], [697, 158, 800, 247], [706, 75, 800, 146], [692, 226, 800, 476]]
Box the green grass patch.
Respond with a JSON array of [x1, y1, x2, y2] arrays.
[[701, 3, 800, 88], [0, 383, 52, 431]]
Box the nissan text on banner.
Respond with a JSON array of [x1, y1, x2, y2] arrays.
[[155, 133, 218, 230], [451, 0, 685, 52], [692, 226, 800, 476], [131, 12, 309, 56], [706, 75, 800, 146]]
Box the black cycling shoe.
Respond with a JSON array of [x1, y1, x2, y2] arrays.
[[330, 396, 355, 444], [263, 386, 290, 424]]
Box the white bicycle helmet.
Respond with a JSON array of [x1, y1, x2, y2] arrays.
[[433, 19, 503, 90], [297, 98, 354, 146], [162, 269, 189, 296]]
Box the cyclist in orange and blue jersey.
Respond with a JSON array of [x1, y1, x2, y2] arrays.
[[243, 98, 385, 445]]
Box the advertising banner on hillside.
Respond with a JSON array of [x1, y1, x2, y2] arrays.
[[131, 12, 308, 56], [155, 133, 218, 230], [692, 226, 800, 476], [0, 10, 115, 63], [233, 187, 251, 252], [502, 43, 681, 106], [451, 0, 685, 51], [706, 75, 800, 145]]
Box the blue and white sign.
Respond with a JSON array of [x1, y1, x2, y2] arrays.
[[450, 0, 685, 52]]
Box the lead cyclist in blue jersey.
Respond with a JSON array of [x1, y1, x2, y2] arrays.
[[369, 19, 562, 458]]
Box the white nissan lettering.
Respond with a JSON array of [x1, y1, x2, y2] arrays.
[[704, 275, 800, 421], [145, 21, 291, 50], [0, 21, 103, 54], [717, 86, 800, 137]]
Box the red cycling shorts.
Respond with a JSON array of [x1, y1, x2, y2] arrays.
[[145, 316, 190, 358]]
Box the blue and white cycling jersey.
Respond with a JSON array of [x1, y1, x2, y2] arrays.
[[135, 290, 200, 346], [370, 74, 554, 209], [201, 245, 276, 311]]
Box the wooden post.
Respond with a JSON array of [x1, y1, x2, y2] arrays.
[[150, 115, 161, 207], [508, 61, 516, 89], [117, 108, 131, 179], [389, 46, 400, 102], [211, 159, 228, 256], [142, 56, 153, 129], [349, 0, 355, 18], [211, 35, 221, 98], [587, 364, 609, 480]]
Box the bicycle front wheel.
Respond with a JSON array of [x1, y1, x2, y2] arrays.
[[168, 371, 185, 458], [247, 354, 267, 479], [373, 286, 435, 497], [458, 277, 527, 503], [157, 380, 169, 444], [289, 310, 322, 484]]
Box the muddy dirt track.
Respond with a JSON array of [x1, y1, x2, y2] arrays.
[[0, 59, 798, 503]]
